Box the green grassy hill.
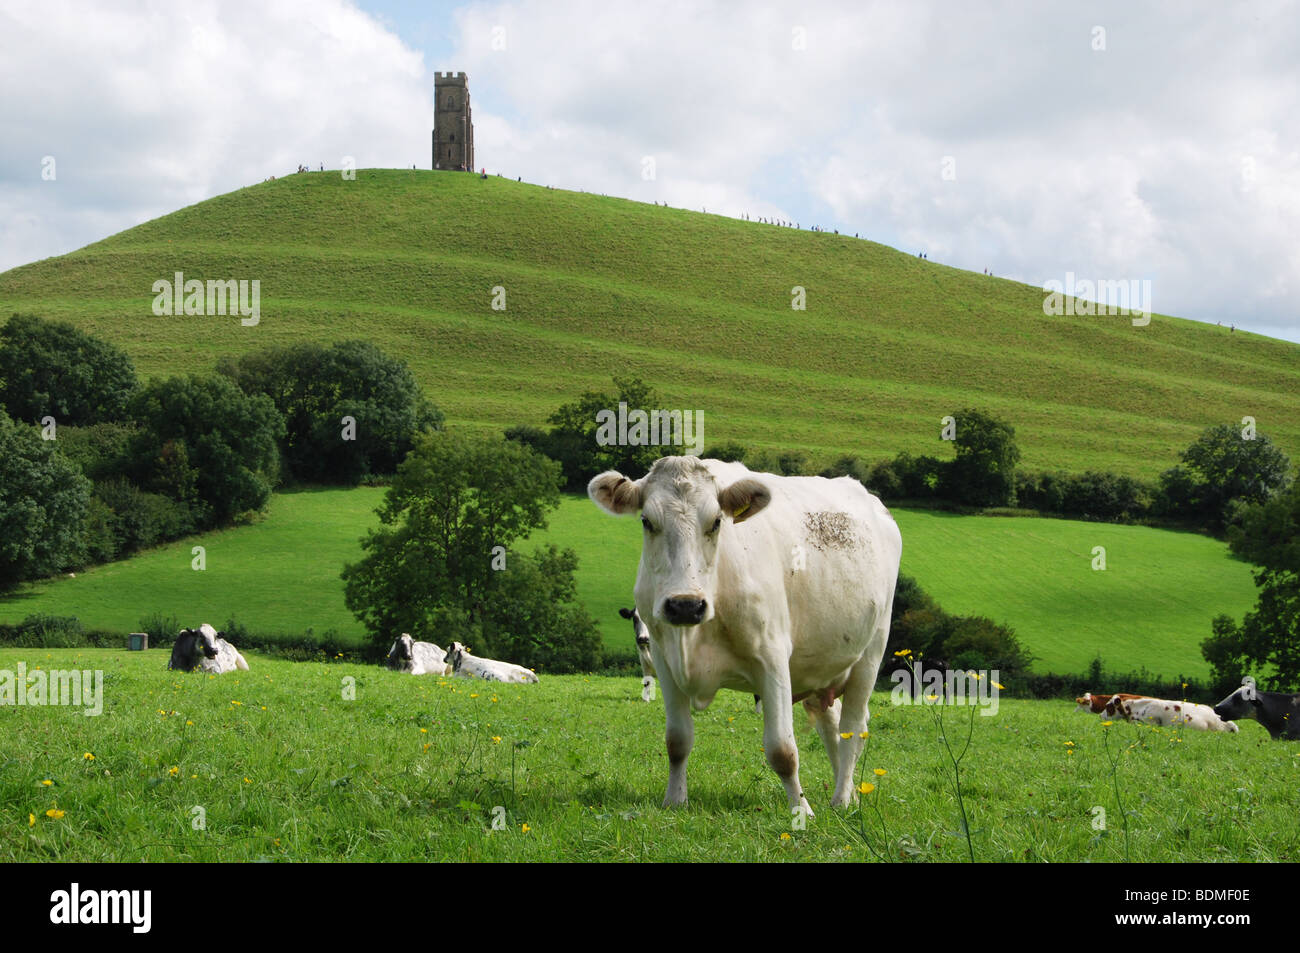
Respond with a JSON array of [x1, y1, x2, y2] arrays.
[[1, 169, 1296, 478], [0, 492, 1257, 678]]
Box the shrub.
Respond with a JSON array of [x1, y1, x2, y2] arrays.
[[0, 412, 91, 589], [863, 458, 903, 500], [477, 545, 604, 673], [79, 495, 119, 564], [55, 421, 138, 482], [939, 408, 1020, 507], [707, 441, 751, 464], [1156, 423, 1291, 531], [892, 452, 944, 499], [94, 478, 194, 554], [138, 613, 183, 646], [127, 373, 283, 527], [0, 313, 137, 425], [218, 340, 442, 485]]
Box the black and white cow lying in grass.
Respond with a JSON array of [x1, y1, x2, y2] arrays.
[[445, 642, 538, 684], [167, 623, 249, 674], [1214, 686, 1300, 739], [619, 607, 657, 701], [386, 633, 450, 675]]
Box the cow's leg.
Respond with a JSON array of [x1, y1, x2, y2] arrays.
[[642, 675, 656, 703], [761, 670, 812, 818], [831, 651, 881, 807], [804, 695, 842, 773], [659, 672, 692, 807]]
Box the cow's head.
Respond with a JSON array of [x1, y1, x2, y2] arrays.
[[387, 633, 415, 671], [590, 456, 770, 627], [445, 641, 465, 672], [195, 623, 222, 659], [619, 607, 652, 646], [1074, 692, 1093, 712], [1213, 686, 1258, 723]]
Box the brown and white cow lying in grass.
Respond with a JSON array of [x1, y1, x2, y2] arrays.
[[1116, 697, 1238, 732], [1075, 692, 1147, 715], [1077, 692, 1237, 732]]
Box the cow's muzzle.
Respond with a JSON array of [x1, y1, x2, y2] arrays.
[[663, 596, 707, 626]]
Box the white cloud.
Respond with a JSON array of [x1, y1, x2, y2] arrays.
[[0, 0, 430, 264], [1, 0, 1297, 341], [445, 0, 1300, 340]]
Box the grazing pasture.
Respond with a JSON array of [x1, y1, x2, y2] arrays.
[[4, 649, 1295, 862], [0, 494, 1257, 676]]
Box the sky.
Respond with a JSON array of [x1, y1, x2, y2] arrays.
[[2, 0, 1298, 342]]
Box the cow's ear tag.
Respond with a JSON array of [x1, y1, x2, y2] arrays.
[[733, 501, 750, 519]]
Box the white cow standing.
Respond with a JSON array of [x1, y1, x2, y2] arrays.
[[590, 456, 902, 815]]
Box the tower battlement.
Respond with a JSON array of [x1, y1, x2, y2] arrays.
[[434, 71, 468, 85]]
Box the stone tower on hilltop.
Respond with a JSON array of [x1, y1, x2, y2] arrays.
[[432, 72, 474, 171]]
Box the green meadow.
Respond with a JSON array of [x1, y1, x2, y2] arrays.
[[0, 492, 1258, 678], [3, 649, 1295, 863], [1, 170, 1296, 480]]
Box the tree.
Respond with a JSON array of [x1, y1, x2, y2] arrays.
[[1201, 481, 1300, 691], [0, 412, 91, 588], [343, 430, 600, 671], [512, 377, 670, 491], [127, 374, 283, 526], [940, 408, 1020, 507], [0, 313, 137, 425], [479, 545, 604, 672], [218, 340, 442, 484], [1158, 423, 1291, 530]]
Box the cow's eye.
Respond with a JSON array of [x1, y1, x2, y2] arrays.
[[641, 516, 655, 533], [708, 516, 722, 535]]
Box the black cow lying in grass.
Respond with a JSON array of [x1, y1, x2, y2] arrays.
[[1213, 686, 1300, 739], [167, 624, 249, 674]]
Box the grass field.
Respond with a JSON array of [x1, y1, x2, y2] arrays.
[[0, 491, 1259, 678], [3, 649, 1295, 863], [1, 170, 1297, 481]]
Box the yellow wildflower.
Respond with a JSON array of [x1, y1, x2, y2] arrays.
[[858, 782, 875, 795], [46, 808, 65, 819]]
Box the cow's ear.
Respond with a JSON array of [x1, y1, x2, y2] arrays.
[[619, 608, 633, 619], [589, 471, 642, 515], [719, 478, 770, 523]]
